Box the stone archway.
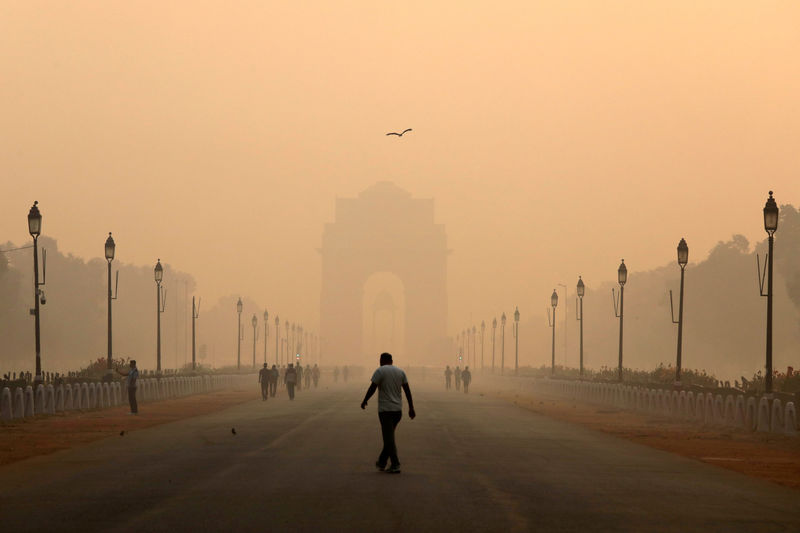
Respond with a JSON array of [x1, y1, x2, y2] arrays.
[[320, 182, 448, 365]]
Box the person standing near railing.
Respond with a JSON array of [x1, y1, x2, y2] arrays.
[[115, 360, 139, 415]]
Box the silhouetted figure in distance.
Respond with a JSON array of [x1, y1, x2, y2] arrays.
[[258, 363, 270, 401], [462, 366, 472, 394], [312, 364, 320, 388], [269, 365, 278, 397], [285, 364, 298, 400], [454, 366, 462, 391], [115, 360, 139, 415], [296, 364, 304, 391], [444, 365, 453, 390]]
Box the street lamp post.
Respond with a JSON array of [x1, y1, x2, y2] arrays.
[[264, 309, 269, 363], [576, 277, 585, 377], [236, 298, 243, 370], [612, 260, 627, 381], [192, 296, 201, 370], [558, 283, 568, 366], [549, 290, 558, 375], [500, 313, 507, 375], [284, 320, 289, 365], [27, 202, 46, 385], [275, 315, 280, 366], [463, 329, 468, 366], [251, 314, 258, 369], [105, 233, 118, 380], [759, 191, 779, 394], [154, 260, 165, 373], [669, 239, 688, 385], [480, 321, 486, 371], [472, 325, 477, 369], [513, 307, 520, 375], [492, 318, 497, 373]]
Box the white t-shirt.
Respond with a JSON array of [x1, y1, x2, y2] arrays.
[[370, 365, 408, 412]]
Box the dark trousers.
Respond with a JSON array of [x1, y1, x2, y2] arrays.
[[269, 381, 277, 397], [378, 411, 402, 467], [287, 383, 295, 399], [260, 383, 268, 400], [128, 387, 138, 414], [446, 377, 451, 389], [463, 382, 470, 393]]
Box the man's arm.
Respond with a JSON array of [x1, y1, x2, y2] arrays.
[[360, 383, 378, 409], [402, 383, 415, 419]]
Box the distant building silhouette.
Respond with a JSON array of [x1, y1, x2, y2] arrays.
[[320, 182, 448, 364]]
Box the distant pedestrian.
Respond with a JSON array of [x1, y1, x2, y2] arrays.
[[361, 353, 415, 474], [258, 363, 270, 401], [454, 366, 462, 391], [296, 364, 304, 391], [461, 366, 472, 394], [444, 366, 453, 390], [304, 364, 312, 389], [285, 363, 298, 400], [269, 365, 278, 397], [115, 360, 139, 415], [334, 366, 340, 383], [312, 364, 320, 388]]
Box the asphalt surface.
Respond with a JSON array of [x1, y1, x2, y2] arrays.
[[0, 380, 799, 533]]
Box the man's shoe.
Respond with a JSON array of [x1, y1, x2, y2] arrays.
[[375, 461, 386, 471], [386, 465, 401, 474]]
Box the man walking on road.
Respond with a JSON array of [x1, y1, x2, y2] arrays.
[[312, 364, 320, 388], [115, 360, 139, 415], [360, 352, 415, 474], [462, 366, 472, 394], [285, 363, 298, 400], [455, 366, 462, 391], [269, 364, 278, 397], [258, 363, 270, 401], [444, 365, 453, 390]]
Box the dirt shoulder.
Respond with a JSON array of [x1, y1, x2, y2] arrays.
[[479, 386, 800, 490], [0, 389, 256, 467]]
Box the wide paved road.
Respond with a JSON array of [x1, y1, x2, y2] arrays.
[[1, 381, 798, 532]]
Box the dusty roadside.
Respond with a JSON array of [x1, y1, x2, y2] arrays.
[[0, 389, 257, 466], [479, 386, 800, 489]]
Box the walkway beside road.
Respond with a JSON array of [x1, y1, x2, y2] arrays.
[[0, 383, 798, 532]]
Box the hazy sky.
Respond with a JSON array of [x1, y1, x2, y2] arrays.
[[2, 1, 799, 335]]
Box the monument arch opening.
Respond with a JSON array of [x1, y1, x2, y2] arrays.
[[362, 272, 406, 359]]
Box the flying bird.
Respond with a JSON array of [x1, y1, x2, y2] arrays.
[[119, 431, 125, 436], [231, 428, 237, 435], [386, 128, 412, 137]]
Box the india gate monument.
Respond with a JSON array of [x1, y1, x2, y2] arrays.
[[320, 182, 448, 365]]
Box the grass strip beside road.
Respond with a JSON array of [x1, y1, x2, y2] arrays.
[[482, 386, 800, 490], [0, 389, 257, 467]]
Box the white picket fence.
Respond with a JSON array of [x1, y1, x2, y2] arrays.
[[523, 378, 798, 437], [0, 374, 252, 422]]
